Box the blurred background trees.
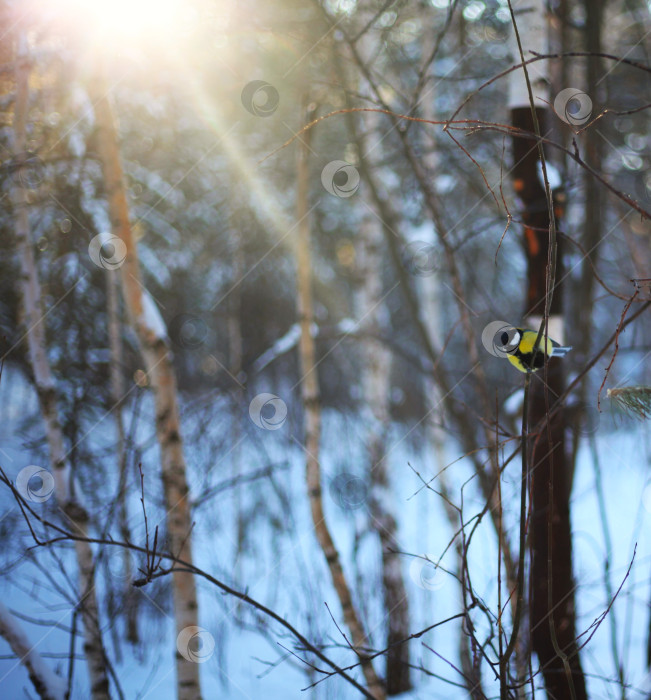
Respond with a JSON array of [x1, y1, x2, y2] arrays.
[[0, 0, 649, 698]]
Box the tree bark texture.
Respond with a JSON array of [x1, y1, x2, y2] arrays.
[[294, 100, 385, 700], [11, 34, 110, 700], [91, 75, 202, 700], [510, 100, 587, 700], [356, 210, 411, 695], [106, 270, 139, 645]]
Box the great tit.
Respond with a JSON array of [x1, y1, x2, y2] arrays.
[[499, 327, 572, 373]]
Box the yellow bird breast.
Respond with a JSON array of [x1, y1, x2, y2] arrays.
[[518, 330, 554, 356]]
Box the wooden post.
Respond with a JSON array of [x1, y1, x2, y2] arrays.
[[508, 4, 587, 697]]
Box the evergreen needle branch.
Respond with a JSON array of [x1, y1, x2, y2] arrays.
[[607, 386, 651, 420], [537, 301, 650, 432], [598, 288, 640, 410]]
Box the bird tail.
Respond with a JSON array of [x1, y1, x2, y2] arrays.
[[551, 345, 572, 357]]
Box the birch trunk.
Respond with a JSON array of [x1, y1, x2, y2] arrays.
[[571, 0, 605, 476], [106, 269, 138, 645], [227, 192, 245, 572], [355, 212, 411, 695], [90, 75, 202, 700], [295, 101, 384, 700], [418, 228, 487, 698], [351, 35, 411, 692], [343, 24, 517, 689], [11, 33, 110, 700], [418, 58, 484, 693], [342, 25, 520, 608]]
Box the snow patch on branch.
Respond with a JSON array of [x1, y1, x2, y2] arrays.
[[537, 161, 562, 191], [0, 602, 66, 700], [253, 323, 302, 372], [139, 289, 168, 342], [253, 318, 360, 372]]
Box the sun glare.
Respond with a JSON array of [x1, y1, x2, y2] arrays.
[[54, 0, 189, 46]]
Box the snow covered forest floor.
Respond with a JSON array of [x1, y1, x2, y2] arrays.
[[2, 369, 651, 698], [1, 0, 650, 698]]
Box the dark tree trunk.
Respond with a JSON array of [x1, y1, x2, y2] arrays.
[[510, 104, 588, 700], [578, 0, 604, 345]]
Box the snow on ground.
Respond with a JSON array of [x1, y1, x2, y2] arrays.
[[1, 366, 650, 698]]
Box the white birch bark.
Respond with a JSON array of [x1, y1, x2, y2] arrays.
[[11, 33, 110, 700], [355, 112, 411, 693], [106, 270, 138, 645], [418, 14, 502, 693], [90, 73, 202, 700], [417, 37, 479, 690], [227, 190, 245, 576], [295, 99, 385, 700]]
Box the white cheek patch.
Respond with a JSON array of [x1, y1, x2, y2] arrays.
[[501, 329, 521, 353], [492, 327, 521, 357]]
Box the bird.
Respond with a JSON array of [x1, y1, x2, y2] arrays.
[[498, 327, 572, 373]]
